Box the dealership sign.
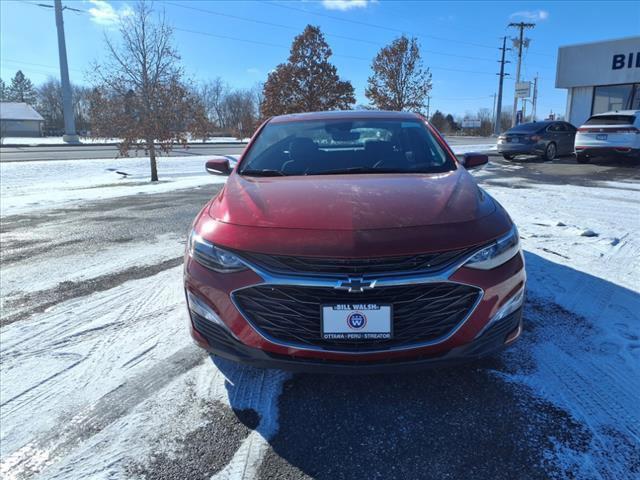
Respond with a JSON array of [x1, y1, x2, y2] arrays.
[[556, 36, 640, 88]]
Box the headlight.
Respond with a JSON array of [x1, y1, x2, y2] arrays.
[[188, 230, 247, 273], [465, 225, 520, 270]]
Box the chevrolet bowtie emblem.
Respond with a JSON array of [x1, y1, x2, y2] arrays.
[[336, 277, 376, 293]]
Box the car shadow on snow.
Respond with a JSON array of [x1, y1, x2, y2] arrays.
[[215, 253, 639, 480]]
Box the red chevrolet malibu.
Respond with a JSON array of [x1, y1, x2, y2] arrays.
[[184, 110, 525, 372]]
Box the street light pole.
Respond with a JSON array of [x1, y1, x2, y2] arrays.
[[54, 0, 79, 143]]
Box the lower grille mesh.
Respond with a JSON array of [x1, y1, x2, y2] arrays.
[[233, 283, 481, 351]]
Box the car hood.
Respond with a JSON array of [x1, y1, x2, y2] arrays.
[[209, 169, 495, 231]]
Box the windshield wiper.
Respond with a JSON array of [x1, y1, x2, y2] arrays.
[[240, 169, 287, 177], [313, 166, 408, 175]]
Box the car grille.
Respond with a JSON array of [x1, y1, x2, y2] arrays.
[[239, 249, 469, 277], [233, 283, 481, 351]]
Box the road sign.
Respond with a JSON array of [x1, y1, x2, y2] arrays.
[[515, 81, 531, 98]]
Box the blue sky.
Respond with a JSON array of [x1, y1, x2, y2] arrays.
[[1, 0, 639, 118]]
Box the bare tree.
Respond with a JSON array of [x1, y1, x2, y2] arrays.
[[37, 79, 92, 134], [89, 0, 207, 181], [198, 77, 228, 129], [365, 36, 432, 112], [261, 25, 355, 117], [220, 89, 257, 139]]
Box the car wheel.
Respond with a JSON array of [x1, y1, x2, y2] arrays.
[[576, 153, 589, 164], [503, 154, 514, 160], [543, 142, 556, 161]]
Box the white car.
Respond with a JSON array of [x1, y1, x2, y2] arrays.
[[575, 110, 640, 163]]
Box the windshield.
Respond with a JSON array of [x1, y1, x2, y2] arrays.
[[584, 115, 636, 125], [239, 119, 456, 176]]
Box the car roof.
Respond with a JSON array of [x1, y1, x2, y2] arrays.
[[269, 110, 422, 124], [590, 110, 640, 117]]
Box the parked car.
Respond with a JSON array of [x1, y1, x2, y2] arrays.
[[575, 110, 640, 163], [497, 121, 576, 161], [184, 110, 526, 372]]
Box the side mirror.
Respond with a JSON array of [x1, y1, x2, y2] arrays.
[[462, 153, 489, 170], [205, 157, 231, 175]]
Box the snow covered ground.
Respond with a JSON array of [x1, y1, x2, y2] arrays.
[[0, 157, 638, 478], [0, 155, 234, 216]]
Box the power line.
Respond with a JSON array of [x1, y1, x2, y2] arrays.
[[166, 1, 510, 65]]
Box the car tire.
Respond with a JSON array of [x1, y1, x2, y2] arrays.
[[576, 153, 589, 164], [503, 154, 514, 160], [543, 142, 556, 161]]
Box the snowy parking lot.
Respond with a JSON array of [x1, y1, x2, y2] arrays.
[[1, 149, 639, 479]]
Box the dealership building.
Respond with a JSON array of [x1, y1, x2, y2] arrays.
[[556, 36, 640, 126]]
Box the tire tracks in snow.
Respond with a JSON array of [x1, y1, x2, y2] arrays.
[[1, 256, 183, 327]]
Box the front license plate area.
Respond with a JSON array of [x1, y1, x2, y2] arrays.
[[596, 134, 608, 140], [321, 304, 392, 340]]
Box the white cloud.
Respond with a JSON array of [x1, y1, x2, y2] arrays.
[[509, 9, 550, 21], [86, 0, 133, 26], [321, 0, 375, 11]]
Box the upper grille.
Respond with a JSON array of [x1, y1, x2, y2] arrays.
[[233, 283, 481, 352], [239, 249, 469, 277]]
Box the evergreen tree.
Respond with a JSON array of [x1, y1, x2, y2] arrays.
[[7, 70, 37, 104]]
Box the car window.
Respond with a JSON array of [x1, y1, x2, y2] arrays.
[[509, 123, 544, 133], [239, 119, 456, 176], [554, 123, 567, 132], [584, 115, 636, 125], [564, 123, 576, 132]]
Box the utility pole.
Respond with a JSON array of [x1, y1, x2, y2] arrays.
[[509, 22, 535, 127], [494, 36, 510, 135], [54, 0, 79, 143], [531, 74, 538, 121]]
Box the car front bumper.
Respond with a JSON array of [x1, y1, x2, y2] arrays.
[[184, 249, 526, 372], [189, 306, 523, 373]]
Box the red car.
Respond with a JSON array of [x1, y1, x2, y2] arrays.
[[184, 111, 526, 372]]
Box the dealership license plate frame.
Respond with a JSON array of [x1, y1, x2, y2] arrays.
[[321, 304, 393, 341], [596, 134, 608, 140]]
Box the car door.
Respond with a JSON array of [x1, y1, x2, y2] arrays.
[[563, 122, 577, 154], [551, 122, 571, 155]]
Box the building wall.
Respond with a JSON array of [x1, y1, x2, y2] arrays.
[[0, 119, 43, 137], [567, 86, 595, 126]]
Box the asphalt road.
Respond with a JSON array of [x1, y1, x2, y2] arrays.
[[1, 148, 638, 479]]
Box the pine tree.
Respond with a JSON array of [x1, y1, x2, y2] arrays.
[[365, 36, 432, 112], [7, 70, 37, 104], [0, 78, 6, 101], [261, 25, 355, 117]]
